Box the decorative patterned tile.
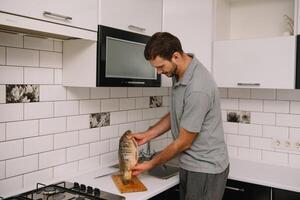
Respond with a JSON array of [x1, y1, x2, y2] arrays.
[[89, 112, 110, 128], [6, 84, 39, 103], [150, 96, 162, 108], [227, 111, 250, 124]]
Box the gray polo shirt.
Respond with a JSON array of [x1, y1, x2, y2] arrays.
[[170, 54, 229, 174]]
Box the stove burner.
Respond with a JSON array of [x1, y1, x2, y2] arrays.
[[43, 186, 57, 195]]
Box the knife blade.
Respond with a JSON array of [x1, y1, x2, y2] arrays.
[[94, 171, 119, 179]]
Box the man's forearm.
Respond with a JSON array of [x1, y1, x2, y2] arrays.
[[147, 112, 171, 140]]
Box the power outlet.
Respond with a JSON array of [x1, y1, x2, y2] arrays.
[[272, 139, 300, 151]]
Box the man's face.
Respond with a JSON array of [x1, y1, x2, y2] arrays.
[[150, 56, 177, 77]]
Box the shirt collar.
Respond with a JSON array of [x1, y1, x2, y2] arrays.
[[173, 53, 197, 87]]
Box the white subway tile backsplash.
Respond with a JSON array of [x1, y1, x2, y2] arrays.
[[24, 68, 54, 84], [54, 69, 62, 84], [155, 107, 168, 118], [238, 148, 261, 161], [136, 97, 149, 109], [79, 128, 100, 144], [6, 155, 38, 177], [276, 114, 300, 128], [220, 98, 239, 110], [24, 102, 53, 120], [263, 126, 289, 139], [67, 87, 89, 100], [100, 125, 119, 140], [110, 87, 127, 98], [163, 96, 169, 107], [54, 40, 63, 52], [223, 122, 238, 134], [0, 176, 23, 196], [67, 115, 89, 131], [118, 122, 136, 136], [39, 149, 65, 169], [110, 138, 119, 151], [6, 120, 38, 140], [79, 156, 100, 173], [128, 110, 143, 122], [156, 88, 169, 96], [277, 89, 300, 101], [0, 66, 23, 84], [40, 51, 62, 68], [24, 168, 53, 189], [100, 151, 118, 167], [227, 134, 249, 147], [0, 32, 23, 48], [24, 36, 53, 51], [0, 161, 4, 179], [0, 85, 5, 104], [0, 123, 5, 141], [0, 103, 23, 122], [251, 112, 275, 125], [54, 131, 78, 149], [54, 162, 77, 179], [289, 154, 300, 168], [290, 128, 300, 140], [80, 100, 100, 114], [239, 99, 263, 112], [40, 85, 66, 101], [40, 117, 66, 135], [67, 144, 89, 162], [142, 88, 156, 96], [227, 146, 238, 157], [239, 123, 262, 136], [0, 47, 5, 65], [228, 88, 251, 99], [251, 89, 276, 100], [0, 140, 23, 160], [7, 48, 39, 67], [262, 150, 288, 165], [290, 101, 300, 114], [110, 111, 127, 125], [128, 88, 143, 97], [142, 108, 156, 120], [24, 135, 53, 155], [250, 137, 273, 151], [264, 100, 289, 113], [54, 101, 79, 117], [135, 120, 150, 132], [90, 141, 109, 156], [218, 88, 228, 98], [101, 99, 119, 112], [120, 98, 135, 110], [91, 87, 110, 99]]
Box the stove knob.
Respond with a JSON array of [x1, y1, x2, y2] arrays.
[[94, 188, 101, 196], [87, 186, 93, 194], [74, 182, 80, 190], [80, 184, 86, 192]]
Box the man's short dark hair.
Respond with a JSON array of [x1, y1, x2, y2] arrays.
[[144, 32, 183, 61]]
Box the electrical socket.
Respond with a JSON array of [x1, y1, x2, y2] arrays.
[[272, 139, 300, 151]]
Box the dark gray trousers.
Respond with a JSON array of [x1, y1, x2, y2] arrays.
[[179, 165, 229, 200]]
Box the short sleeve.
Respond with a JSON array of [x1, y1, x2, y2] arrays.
[[180, 92, 211, 133]]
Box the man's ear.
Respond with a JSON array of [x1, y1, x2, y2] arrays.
[[171, 52, 181, 63]]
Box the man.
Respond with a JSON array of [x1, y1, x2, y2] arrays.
[[131, 32, 229, 200]]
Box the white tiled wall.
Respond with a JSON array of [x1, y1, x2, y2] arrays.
[[0, 32, 170, 195], [220, 88, 300, 167]]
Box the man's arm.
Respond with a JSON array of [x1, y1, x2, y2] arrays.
[[132, 127, 198, 175], [133, 112, 171, 145]]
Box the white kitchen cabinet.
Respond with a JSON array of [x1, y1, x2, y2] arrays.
[[99, 0, 162, 36], [213, 36, 296, 89], [162, 0, 213, 87], [0, 0, 98, 40]]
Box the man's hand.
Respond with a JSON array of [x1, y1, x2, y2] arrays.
[[131, 132, 149, 146], [132, 161, 153, 176]]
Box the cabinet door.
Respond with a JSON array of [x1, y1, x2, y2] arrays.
[[100, 0, 162, 36], [272, 188, 300, 200], [0, 0, 98, 31], [223, 179, 271, 200], [213, 36, 296, 89]]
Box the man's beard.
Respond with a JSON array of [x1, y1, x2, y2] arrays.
[[165, 63, 178, 77]]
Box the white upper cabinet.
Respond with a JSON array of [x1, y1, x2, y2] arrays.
[[162, 0, 213, 87], [99, 0, 162, 36], [0, 0, 98, 40], [213, 0, 297, 89]]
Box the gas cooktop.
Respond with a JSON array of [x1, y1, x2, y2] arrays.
[[1, 181, 125, 200]]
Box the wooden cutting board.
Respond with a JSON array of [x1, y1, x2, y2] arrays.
[[112, 174, 147, 193]]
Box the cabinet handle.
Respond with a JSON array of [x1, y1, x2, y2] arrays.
[[43, 11, 72, 21], [225, 186, 245, 192], [237, 83, 260, 86], [128, 25, 146, 32], [127, 81, 145, 85]]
